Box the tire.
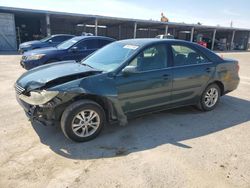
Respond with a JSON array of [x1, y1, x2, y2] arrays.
[[197, 83, 221, 111], [61, 100, 106, 142]]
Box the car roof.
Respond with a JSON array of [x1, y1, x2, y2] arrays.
[[51, 34, 75, 37], [117, 38, 190, 47], [70, 35, 116, 42]]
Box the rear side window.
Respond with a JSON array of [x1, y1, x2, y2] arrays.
[[98, 39, 112, 48], [171, 45, 209, 66]]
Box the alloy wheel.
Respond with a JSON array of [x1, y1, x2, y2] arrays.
[[71, 110, 100, 137], [204, 87, 219, 108]]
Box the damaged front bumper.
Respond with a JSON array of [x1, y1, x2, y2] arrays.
[[16, 90, 76, 126], [16, 95, 56, 126]]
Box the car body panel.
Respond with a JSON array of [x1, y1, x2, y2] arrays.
[[115, 68, 172, 113]]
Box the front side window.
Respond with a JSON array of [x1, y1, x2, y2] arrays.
[[84, 39, 99, 50], [171, 45, 209, 66], [40, 36, 52, 42], [129, 44, 167, 72]]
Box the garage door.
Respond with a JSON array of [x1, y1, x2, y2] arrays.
[[0, 13, 17, 51]]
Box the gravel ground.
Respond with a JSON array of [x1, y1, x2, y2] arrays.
[[0, 52, 249, 188]]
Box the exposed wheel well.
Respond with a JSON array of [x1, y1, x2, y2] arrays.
[[72, 94, 112, 122], [210, 81, 224, 95]]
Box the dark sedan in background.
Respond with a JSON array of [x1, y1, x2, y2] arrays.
[[18, 34, 75, 53], [20, 36, 115, 70], [15, 39, 239, 142]]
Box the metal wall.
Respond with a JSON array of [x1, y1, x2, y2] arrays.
[[0, 13, 17, 51]]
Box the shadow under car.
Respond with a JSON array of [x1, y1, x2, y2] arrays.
[[31, 95, 250, 160]]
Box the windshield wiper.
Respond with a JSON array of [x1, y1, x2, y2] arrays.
[[81, 63, 96, 70]]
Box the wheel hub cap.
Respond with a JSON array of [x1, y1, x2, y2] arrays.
[[72, 110, 100, 137], [204, 88, 219, 108]]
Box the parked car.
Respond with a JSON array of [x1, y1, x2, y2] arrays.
[[18, 34, 75, 54], [15, 39, 240, 142], [195, 37, 226, 51], [20, 36, 115, 70]]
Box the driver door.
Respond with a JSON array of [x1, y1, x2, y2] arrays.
[[115, 44, 173, 114]]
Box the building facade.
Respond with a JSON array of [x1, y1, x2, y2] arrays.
[[0, 6, 249, 51]]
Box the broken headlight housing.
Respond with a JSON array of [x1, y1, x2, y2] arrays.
[[19, 90, 59, 105]]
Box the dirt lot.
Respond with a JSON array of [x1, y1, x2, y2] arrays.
[[0, 52, 250, 188]]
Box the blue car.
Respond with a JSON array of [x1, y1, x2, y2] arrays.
[[20, 36, 115, 70], [18, 34, 75, 54]]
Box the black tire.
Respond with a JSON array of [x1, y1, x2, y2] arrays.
[[197, 83, 221, 111], [61, 100, 106, 142]]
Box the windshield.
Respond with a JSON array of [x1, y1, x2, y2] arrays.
[[40, 36, 52, 42], [57, 38, 79, 50], [81, 42, 139, 72]]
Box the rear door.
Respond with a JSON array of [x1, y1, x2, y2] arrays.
[[170, 43, 215, 106], [115, 43, 173, 114]]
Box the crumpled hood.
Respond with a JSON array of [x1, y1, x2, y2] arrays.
[[16, 61, 101, 90], [19, 40, 41, 47]]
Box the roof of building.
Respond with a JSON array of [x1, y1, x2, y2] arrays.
[[0, 6, 250, 31]]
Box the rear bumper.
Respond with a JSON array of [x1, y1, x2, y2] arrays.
[[223, 77, 240, 94]]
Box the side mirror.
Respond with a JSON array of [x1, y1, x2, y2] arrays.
[[70, 46, 78, 52], [48, 40, 52, 43], [122, 65, 138, 76]]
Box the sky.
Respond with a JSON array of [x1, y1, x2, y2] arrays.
[[0, 0, 249, 28]]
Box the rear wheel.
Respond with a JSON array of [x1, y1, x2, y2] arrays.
[[198, 84, 221, 111], [61, 100, 105, 142]]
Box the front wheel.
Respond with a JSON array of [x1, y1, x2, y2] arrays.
[[61, 100, 105, 142], [198, 84, 221, 111]]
